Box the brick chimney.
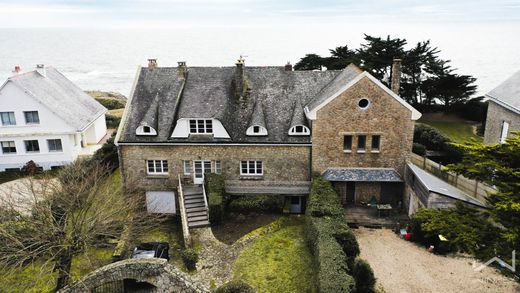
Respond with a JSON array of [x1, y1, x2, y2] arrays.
[[177, 61, 187, 78], [285, 62, 293, 71], [148, 59, 157, 70], [36, 64, 46, 77], [391, 59, 402, 94], [234, 57, 245, 98]]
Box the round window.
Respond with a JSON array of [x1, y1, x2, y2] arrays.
[[358, 98, 370, 109]]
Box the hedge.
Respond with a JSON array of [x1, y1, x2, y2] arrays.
[[306, 176, 344, 218], [227, 195, 285, 213], [95, 97, 125, 110], [215, 280, 255, 293], [352, 258, 376, 293], [205, 174, 226, 224]]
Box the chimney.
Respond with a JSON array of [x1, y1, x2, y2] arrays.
[[36, 64, 46, 77], [13, 66, 21, 74], [148, 59, 157, 70], [391, 58, 402, 94], [177, 61, 187, 78], [285, 62, 293, 71], [234, 57, 245, 98]]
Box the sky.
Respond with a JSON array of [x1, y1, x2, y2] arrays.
[[0, 0, 519, 28]]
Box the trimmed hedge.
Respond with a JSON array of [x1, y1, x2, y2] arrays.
[[181, 248, 198, 271], [215, 280, 255, 293], [304, 175, 375, 293], [227, 195, 285, 213], [205, 174, 226, 225]]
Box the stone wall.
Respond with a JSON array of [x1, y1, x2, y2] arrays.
[[311, 76, 415, 176], [484, 100, 520, 144], [354, 182, 381, 203], [120, 144, 311, 191]]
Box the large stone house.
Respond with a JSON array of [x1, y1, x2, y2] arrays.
[[0, 65, 107, 171], [116, 59, 421, 219], [484, 70, 520, 144]]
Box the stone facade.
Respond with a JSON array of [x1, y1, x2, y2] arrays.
[[311, 76, 414, 176], [120, 144, 311, 191], [60, 258, 209, 293], [484, 100, 520, 144]]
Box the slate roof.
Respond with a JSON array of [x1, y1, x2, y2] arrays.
[[487, 70, 520, 114], [119, 66, 342, 143], [289, 98, 307, 129], [6, 67, 107, 131], [322, 168, 403, 182], [248, 99, 267, 129], [407, 163, 487, 208]]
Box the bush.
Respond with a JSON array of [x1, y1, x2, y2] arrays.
[[414, 124, 450, 152], [91, 133, 119, 171], [21, 160, 41, 175], [181, 248, 198, 271], [306, 176, 344, 218], [352, 258, 376, 293], [333, 223, 360, 267], [227, 195, 285, 213], [215, 280, 255, 293], [105, 114, 121, 128], [412, 143, 426, 156], [205, 174, 226, 224], [95, 98, 125, 110]]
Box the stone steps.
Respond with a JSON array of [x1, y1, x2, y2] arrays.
[[182, 185, 209, 229]]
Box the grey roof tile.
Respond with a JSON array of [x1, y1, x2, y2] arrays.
[[249, 99, 267, 129], [487, 70, 520, 113], [322, 168, 403, 182], [8, 67, 106, 131], [289, 98, 307, 129]]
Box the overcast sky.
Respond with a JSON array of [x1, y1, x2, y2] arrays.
[[0, 0, 519, 28]]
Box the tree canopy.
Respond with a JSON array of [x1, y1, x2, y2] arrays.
[[294, 34, 477, 111]]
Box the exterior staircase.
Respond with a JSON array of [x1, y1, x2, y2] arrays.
[[182, 186, 210, 228]]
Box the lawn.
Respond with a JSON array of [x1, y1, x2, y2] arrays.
[[233, 216, 317, 293], [418, 120, 482, 143]]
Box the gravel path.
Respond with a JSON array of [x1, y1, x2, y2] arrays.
[[355, 228, 520, 293]]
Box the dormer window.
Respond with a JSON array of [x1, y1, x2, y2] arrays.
[[289, 125, 310, 136], [246, 125, 268, 136], [136, 125, 157, 136], [189, 119, 213, 134]]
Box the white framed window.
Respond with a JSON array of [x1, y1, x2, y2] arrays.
[[215, 161, 222, 174], [371, 135, 381, 152], [0, 112, 16, 126], [246, 125, 268, 136], [143, 126, 151, 133], [24, 111, 40, 124], [240, 160, 263, 176], [183, 160, 192, 175], [289, 125, 310, 136], [24, 140, 40, 153], [189, 119, 213, 134], [147, 160, 168, 175], [500, 121, 509, 143], [47, 139, 63, 152], [1, 141, 16, 154]]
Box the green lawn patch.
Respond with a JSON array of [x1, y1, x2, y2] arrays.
[[233, 216, 317, 293], [418, 120, 482, 143]]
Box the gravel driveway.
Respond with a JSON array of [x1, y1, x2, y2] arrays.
[[355, 228, 519, 293]]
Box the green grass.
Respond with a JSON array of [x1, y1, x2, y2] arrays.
[[419, 120, 482, 143], [107, 108, 124, 118], [233, 216, 317, 293]]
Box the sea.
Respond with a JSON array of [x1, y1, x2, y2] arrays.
[[0, 22, 519, 98]]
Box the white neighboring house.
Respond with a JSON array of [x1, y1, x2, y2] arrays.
[[0, 65, 107, 171]]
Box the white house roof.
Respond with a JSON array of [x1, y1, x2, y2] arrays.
[[6, 67, 107, 131], [486, 70, 520, 114]]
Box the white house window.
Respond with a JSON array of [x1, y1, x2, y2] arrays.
[[136, 125, 157, 136], [215, 161, 222, 174], [357, 135, 366, 152], [289, 125, 310, 136], [47, 139, 63, 152], [143, 126, 151, 133], [189, 119, 213, 134], [1, 141, 16, 154], [241, 160, 263, 176], [371, 135, 381, 152], [0, 112, 16, 126], [500, 121, 510, 143], [24, 140, 40, 153], [246, 125, 268, 136], [147, 160, 168, 175], [24, 111, 40, 124], [183, 160, 192, 175]]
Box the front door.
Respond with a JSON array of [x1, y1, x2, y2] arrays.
[[346, 182, 356, 204], [289, 196, 302, 214], [193, 160, 212, 185]]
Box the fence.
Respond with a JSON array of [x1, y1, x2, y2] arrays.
[[410, 153, 497, 204]]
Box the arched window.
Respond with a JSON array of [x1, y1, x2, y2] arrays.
[[136, 125, 157, 136], [246, 125, 268, 136], [289, 125, 310, 136]]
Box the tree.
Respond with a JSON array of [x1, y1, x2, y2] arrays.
[[0, 160, 163, 291], [448, 133, 520, 252], [294, 54, 325, 71], [324, 45, 359, 70]]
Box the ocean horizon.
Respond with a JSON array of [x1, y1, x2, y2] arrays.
[[0, 24, 519, 98]]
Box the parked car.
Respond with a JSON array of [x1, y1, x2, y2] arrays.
[[132, 242, 170, 261]]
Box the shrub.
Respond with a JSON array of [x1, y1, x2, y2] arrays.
[[181, 248, 198, 271], [333, 223, 360, 267], [412, 143, 426, 156], [414, 124, 450, 152], [91, 133, 119, 171], [352, 258, 376, 293], [205, 174, 226, 224], [105, 114, 121, 128], [21, 160, 41, 175], [215, 280, 255, 293], [95, 98, 125, 110], [227, 195, 285, 213], [306, 176, 344, 218]]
